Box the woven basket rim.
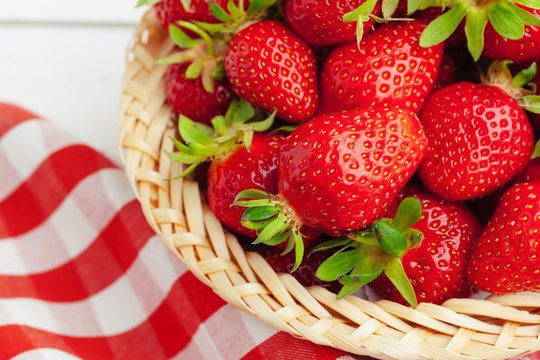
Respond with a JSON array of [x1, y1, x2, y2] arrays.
[[118, 9, 540, 360]]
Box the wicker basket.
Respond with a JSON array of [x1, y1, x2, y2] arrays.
[[119, 10, 540, 360]]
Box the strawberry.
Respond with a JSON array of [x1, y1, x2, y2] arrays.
[[466, 181, 540, 293], [207, 133, 282, 238], [418, 63, 535, 201], [166, 62, 233, 125], [152, 0, 225, 30], [483, 5, 540, 64], [234, 107, 427, 268], [371, 185, 482, 305], [433, 52, 457, 92], [224, 20, 319, 123], [318, 20, 444, 115], [284, 0, 381, 46]]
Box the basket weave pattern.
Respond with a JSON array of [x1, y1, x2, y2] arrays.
[[119, 10, 540, 360]]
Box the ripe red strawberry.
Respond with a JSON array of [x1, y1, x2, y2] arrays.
[[236, 106, 427, 236], [224, 20, 319, 123], [279, 107, 427, 235], [419, 82, 534, 201], [467, 181, 540, 293], [433, 52, 457, 92], [371, 185, 482, 305], [166, 62, 233, 125], [153, 0, 229, 30], [284, 0, 381, 46], [318, 20, 443, 115], [483, 5, 540, 64], [208, 133, 282, 239]]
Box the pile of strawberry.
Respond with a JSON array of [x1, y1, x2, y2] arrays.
[[139, 0, 540, 307]]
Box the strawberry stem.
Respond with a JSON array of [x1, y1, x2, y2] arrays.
[[314, 197, 424, 306], [176, 20, 215, 56]]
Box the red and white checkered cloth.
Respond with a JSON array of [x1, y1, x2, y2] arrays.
[[0, 103, 538, 360]]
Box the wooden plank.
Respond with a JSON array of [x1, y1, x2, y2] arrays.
[[0, 0, 147, 25], [0, 24, 140, 163]]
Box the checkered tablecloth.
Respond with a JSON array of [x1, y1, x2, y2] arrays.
[[0, 103, 362, 359], [0, 102, 538, 360]]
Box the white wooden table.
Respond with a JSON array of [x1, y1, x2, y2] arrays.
[[0, 0, 146, 164]]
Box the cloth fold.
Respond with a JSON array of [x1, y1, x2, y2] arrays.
[[0, 103, 359, 360]]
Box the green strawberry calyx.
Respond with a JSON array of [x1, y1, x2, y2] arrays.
[[482, 60, 540, 113], [168, 99, 276, 177], [232, 190, 307, 271], [193, 0, 280, 39], [313, 197, 424, 306], [157, 22, 229, 93], [418, 0, 540, 60]]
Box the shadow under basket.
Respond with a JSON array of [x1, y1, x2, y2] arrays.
[[119, 10, 540, 360]]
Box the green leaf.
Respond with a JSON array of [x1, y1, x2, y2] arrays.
[[348, 231, 380, 247], [309, 238, 354, 255], [233, 199, 274, 207], [232, 99, 256, 124], [227, 0, 245, 19], [136, 0, 161, 8], [532, 140, 540, 159], [355, 15, 365, 49], [488, 2, 524, 40], [251, 111, 276, 132], [189, 143, 219, 157], [420, 3, 468, 47], [155, 53, 194, 65], [384, 258, 417, 307], [234, 189, 271, 201], [185, 59, 204, 79], [255, 213, 288, 244], [518, 95, 540, 114], [292, 229, 305, 270], [344, 0, 379, 22], [465, 9, 488, 61], [174, 160, 202, 178], [211, 116, 227, 135], [264, 230, 291, 246], [408, 0, 421, 15], [167, 151, 200, 164], [209, 2, 231, 21], [513, 62, 537, 87], [169, 24, 198, 48], [193, 21, 227, 34], [392, 197, 423, 233], [241, 219, 271, 230], [181, 0, 191, 11], [248, 0, 277, 12], [242, 206, 278, 221], [505, 0, 540, 25], [179, 115, 214, 145], [382, 0, 400, 18], [403, 228, 424, 249], [213, 62, 226, 81], [316, 247, 367, 282], [513, 0, 540, 9], [374, 221, 407, 257], [281, 231, 296, 254], [170, 136, 194, 154], [336, 262, 384, 299], [243, 130, 254, 152]]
